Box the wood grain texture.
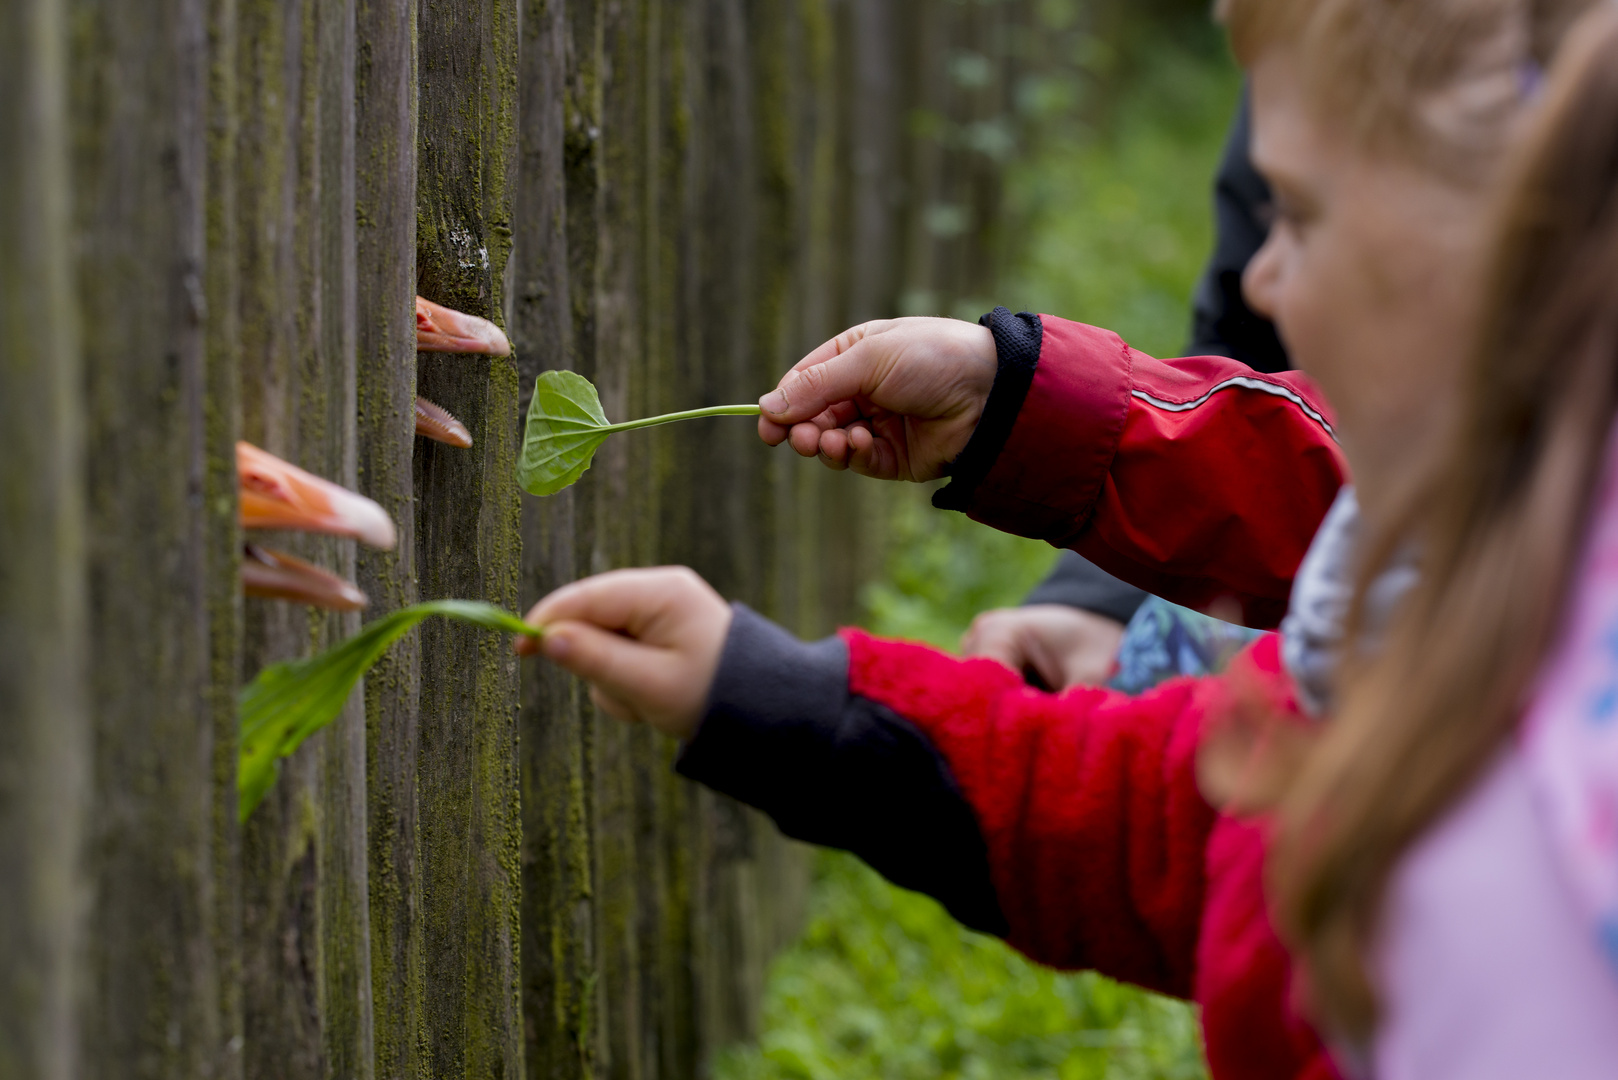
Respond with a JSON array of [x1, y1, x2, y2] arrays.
[[513, 0, 598, 1076], [68, 0, 241, 1074], [415, 0, 525, 1074], [352, 0, 425, 1074], [234, 0, 374, 1075], [0, 0, 89, 1076], [506, 0, 921, 1074]]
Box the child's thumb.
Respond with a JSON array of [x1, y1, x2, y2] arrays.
[[540, 620, 649, 698]]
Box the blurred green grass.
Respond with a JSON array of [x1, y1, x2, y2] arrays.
[[716, 33, 1239, 1080], [714, 852, 1209, 1080]]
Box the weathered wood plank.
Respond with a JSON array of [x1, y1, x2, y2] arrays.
[[7, 0, 1024, 1072], [203, 0, 247, 1058], [513, 0, 599, 1073], [234, 0, 374, 1074], [352, 0, 425, 1073], [0, 0, 90, 1075], [69, 0, 242, 1073], [591, 0, 658, 1076], [415, 0, 525, 1073]]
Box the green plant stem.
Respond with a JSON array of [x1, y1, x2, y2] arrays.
[[598, 403, 761, 434]]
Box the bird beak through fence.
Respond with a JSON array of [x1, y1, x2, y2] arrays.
[[412, 295, 512, 448], [415, 295, 512, 355], [241, 543, 370, 611], [237, 441, 397, 550]]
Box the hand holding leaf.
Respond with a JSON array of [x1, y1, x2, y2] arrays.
[[517, 370, 760, 496]]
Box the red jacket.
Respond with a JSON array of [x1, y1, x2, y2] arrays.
[[679, 315, 1347, 1080]]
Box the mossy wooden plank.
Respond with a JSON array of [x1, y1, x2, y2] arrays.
[[416, 0, 524, 1073], [306, 5, 376, 1074], [234, 1, 374, 1076], [590, 1, 658, 1077], [0, 1, 90, 1076], [512, 0, 599, 1076], [203, 0, 247, 1057], [69, 0, 240, 1073], [352, 0, 426, 1075]]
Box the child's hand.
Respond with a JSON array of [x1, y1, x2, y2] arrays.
[[515, 567, 731, 741], [758, 317, 997, 481], [961, 605, 1127, 690]]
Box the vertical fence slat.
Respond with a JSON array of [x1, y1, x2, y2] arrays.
[[69, 0, 242, 1073], [205, 0, 247, 1069], [514, 0, 599, 1072], [352, 0, 426, 1073], [591, 0, 655, 1075], [415, 0, 525, 1072], [0, 0, 88, 1076], [236, 0, 374, 1074], [313, 4, 377, 1072]]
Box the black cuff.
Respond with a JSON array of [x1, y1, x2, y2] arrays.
[[677, 604, 1010, 937], [933, 307, 1042, 512], [678, 604, 852, 782]]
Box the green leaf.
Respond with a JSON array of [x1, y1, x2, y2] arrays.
[[517, 370, 614, 496], [517, 369, 762, 496], [238, 599, 540, 821]]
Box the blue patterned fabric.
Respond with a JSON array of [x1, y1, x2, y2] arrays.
[[1105, 595, 1263, 694]]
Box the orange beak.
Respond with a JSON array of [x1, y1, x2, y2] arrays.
[[415, 397, 473, 448], [237, 441, 397, 549], [242, 544, 369, 611], [415, 295, 511, 356]]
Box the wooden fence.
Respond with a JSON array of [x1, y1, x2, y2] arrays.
[[0, 0, 1044, 1077]]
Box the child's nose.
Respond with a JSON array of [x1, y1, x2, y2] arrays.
[[1242, 238, 1284, 322]]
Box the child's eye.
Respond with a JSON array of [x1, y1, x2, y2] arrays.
[[1255, 200, 1278, 230], [1266, 195, 1313, 235]]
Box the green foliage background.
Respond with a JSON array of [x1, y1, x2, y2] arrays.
[[716, 17, 1241, 1080]]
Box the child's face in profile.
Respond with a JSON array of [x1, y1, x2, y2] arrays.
[[1241, 49, 1496, 527]]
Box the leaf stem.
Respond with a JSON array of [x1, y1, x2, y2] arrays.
[[598, 403, 762, 434]]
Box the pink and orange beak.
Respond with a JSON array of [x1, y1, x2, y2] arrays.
[[413, 296, 511, 450], [242, 544, 368, 611], [415, 295, 511, 356], [237, 442, 395, 611], [238, 442, 397, 549]]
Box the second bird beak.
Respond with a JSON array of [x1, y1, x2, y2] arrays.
[[242, 544, 370, 611]]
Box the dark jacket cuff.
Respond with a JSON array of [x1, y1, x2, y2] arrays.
[[677, 604, 851, 788], [933, 307, 1043, 512], [677, 604, 1009, 937], [945, 316, 1133, 543]]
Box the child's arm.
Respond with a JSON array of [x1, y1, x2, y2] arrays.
[[762, 312, 1347, 628], [520, 568, 1229, 999]]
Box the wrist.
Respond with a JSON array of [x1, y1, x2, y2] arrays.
[[962, 322, 998, 405], [934, 308, 1044, 510]]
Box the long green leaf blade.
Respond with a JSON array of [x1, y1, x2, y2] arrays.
[[238, 600, 540, 821]]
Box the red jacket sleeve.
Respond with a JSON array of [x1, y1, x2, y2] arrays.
[[843, 626, 1222, 998], [955, 316, 1347, 628], [845, 627, 1340, 1079]]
